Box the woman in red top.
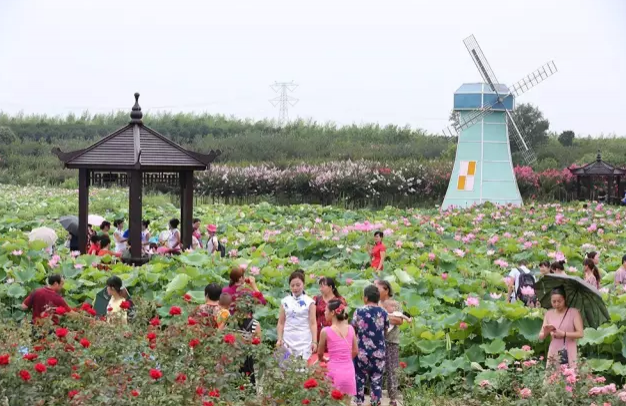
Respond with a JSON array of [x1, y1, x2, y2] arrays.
[[97, 236, 122, 258], [369, 231, 386, 271], [314, 277, 347, 341]]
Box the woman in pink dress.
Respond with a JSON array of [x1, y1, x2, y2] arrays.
[[318, 299, 357, 404], [538, 287, 584, 369]]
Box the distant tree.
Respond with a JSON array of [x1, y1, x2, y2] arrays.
[[510, 103, 550, 151], [558, 130, 575, 147], [448, 110, 460, 129], [0, 126, 17, 144]]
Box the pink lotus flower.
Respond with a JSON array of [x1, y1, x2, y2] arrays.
[[488, 235, 499, 245], [465, 297, 479, 307], [74, 264, 84, 269], [587, 223, 598, 233], [228, 249, 238, 257], [494, 259, 509, 268], [395, 240, 403, 248], [490, 292, 502, 300], [520, 286, 535, 296], [12, 250, 22, 256], [454, 249, 465, 258], [428, 253, 436, 261], [541, 224, 548, 231], [565, 385, 572, 392], [48, 259, 58, 268], [479, 380, 490, 387], [71, 251, 80, 258], [346, 278, 353, 286], [459, 321, 468, 330], [315, 218, 322, 224], [486, 249, 495, 256], [441, 273, 448, 281], [565, 374, 577, 384], [497, 362, 508, 370], [555, 252, 566, 262], [567, 266, 577, 273], [250, 266, 260, 275], [519, 388, 531, 399], [239, 263, 248, 270], [289, 256, 300, 264]]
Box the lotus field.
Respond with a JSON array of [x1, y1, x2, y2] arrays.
[[3, 184, 626, 403]]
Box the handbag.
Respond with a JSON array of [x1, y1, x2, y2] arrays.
[[556, 308, 571, 365]]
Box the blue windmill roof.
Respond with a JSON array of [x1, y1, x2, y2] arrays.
[[455, 83, 511, 94]]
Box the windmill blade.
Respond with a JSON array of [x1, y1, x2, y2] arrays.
[[506, 110, 537, 165], [442, 99, 500, 137], [464, 35, 500, 92], [509, 61, 558, 97]]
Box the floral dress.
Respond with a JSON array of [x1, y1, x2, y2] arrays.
[[352, 305, 389, 406]]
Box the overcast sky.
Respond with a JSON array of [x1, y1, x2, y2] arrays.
[[1, 0, 625, 136]]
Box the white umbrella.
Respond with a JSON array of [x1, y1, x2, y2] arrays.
[[29, 227, 58, 246], [88, 215, 106, 227]]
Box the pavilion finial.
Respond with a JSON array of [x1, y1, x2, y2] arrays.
[[597, 150, 602, 162], [130, 92, 143, 124]]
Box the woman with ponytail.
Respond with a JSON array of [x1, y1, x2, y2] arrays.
[[583, 258, 601, 290], [314, 277, 347, 342], [550, 261, 566, 275], [318, 299, 357, 404]]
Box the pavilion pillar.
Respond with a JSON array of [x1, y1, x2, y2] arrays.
[[576, 176, 581, 201], [78, 169, 90, 254], [180, 171, 194, 249], [608, 176, 614, 203], [129, 170, 143, 260], [618, 176, 623, 202]]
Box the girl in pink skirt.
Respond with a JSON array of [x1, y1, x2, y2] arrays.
[[318, 299, 357, 404]]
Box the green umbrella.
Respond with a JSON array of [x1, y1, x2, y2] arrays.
[[535, 274, 609, 329]]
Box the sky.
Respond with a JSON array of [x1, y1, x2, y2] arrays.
[[0, 0, 625, 137]]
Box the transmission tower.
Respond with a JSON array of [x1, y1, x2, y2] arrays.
[[269, 81, 298, 124]]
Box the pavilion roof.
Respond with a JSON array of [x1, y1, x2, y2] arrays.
[[568, 150, 626, 176]]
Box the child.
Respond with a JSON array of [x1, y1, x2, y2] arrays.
[[382, 299, 411, 406], [217, 293, 232, 329], [87, 234, 101, 255], [318, 299, 357, 404], [351, 285, 389, 406]]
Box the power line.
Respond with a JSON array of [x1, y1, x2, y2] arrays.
[[269, 81, 298, 124]]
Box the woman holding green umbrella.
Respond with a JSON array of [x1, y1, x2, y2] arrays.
[[538, 287, 584, 368]]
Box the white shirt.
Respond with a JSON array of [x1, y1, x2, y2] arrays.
[[206, 235, 219, 254], [509, 266, 534, 302], [167, 229, 180, 249], [281, 294, 314, 359], [113, 228, 127, 254]]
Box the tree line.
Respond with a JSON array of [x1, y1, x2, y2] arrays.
[[0, 104, 623, 186]]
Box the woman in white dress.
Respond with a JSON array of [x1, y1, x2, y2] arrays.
[[166, 219, 182, 253], [276, 270, 317, 360], [112, 219, 127, 254]]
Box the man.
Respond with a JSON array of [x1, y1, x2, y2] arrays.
[[22, 274, 72, 322], [507, 260, 536, 304]]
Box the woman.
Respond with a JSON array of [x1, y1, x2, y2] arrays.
[[222, 267, 267, 308], [97, 236, 121, 258], [538, 287, 584, 368], [314, 277, 347, 342], [550, 261, 566, 275], [276, 271, 317, 360], [586, 251, 600, 266], [369, 231, 386, 271], [539, 260, 551, 276], [318, 298, 357, 404], [206, 224, 219, 255], [166, 219, 182, 254], [113, 219, 127, 255], [583, 258, 601, 290], [105, 276, 128, 324], [194, 283, 228, 329], [374, 279, 405, 406], [141, 220, 151, 253]]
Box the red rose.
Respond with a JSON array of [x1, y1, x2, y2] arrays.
[[303, 378, 318, 389], [301, 400, 311, 405], [188, 317, 197, 326], [208, 389, 220, 397], [23, 353, 38, 361], [71, 373, 81, 380], [239, 385, 245, 391], [189, 339, 200, 348], [183, 293, 192, 302], [68, 390, 79, 399], [34, 363, 46, 373], [34, 345, 44, 352], [146, 332, 157, 341], [149, 368, 163, 380], [120, 300, 131, 310], [87, 308, 97, 316], [107, 307, 113, 313], [79, 338, 91, 348], [80, 303, 92, 311], [47, 358, 58, 367], [131, 389, 140, 397], [252, 291, 263, 300], [196, 386, 204, 395], [0, 354, 9, 365], [169, 306, 182, 316], [19, 369, 31, 381], [203, 402, 214, 406], [55, 307, 68, 315], [175, 373, 187, 383], [149, 317, 160, 326], [251, 337, 261, 345], [331, 390, 343, 400], [55, 328, 68, 338], [223, 334, 236, 344], [400, 361, 407, 369]]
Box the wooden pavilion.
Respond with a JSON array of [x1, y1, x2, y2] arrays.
[[568, 150, 626, 203], [53, 93, 220, 263]]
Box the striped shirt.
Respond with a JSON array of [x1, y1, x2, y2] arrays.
[[239, 318, 260, 341]]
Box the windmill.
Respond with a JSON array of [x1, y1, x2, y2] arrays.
[[441, 35, 557, 210]]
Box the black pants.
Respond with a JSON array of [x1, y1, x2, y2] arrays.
[[240, 356, 256, 386]]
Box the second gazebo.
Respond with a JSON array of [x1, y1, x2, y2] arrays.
[[569, 150, 626, 203], [53, 93, 220, 263]]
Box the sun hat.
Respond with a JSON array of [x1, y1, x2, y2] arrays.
[[207, 224, 217, 233]]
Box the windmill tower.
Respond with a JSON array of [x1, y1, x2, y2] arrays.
[[441, 35, 557, 210]]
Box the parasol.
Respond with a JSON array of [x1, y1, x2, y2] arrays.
[[59, 215, 79, 235], [535, 273, 609, 329], [28, 227, 58, 246], [88, 215, 106, 227]]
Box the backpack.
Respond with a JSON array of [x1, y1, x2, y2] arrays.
[[516, 268, 537, 306], [217, 241, 226, 258]]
